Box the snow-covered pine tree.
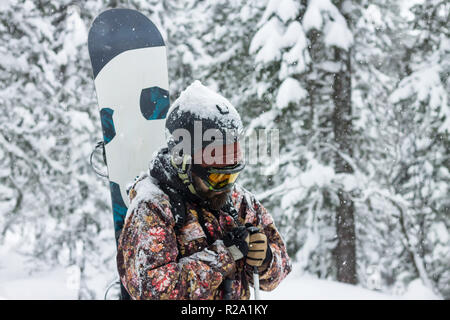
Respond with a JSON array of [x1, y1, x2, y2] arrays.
[[194, 0, 264, 103], [341, 0, 419, 294], [248, 0, 359, 283], [383, 0, 449, 298], [0, 0, 125, 299], [344, 0, 408, 293], [342, 0, 449, 297], [246, 0, 314, 264], [54, 1, 119, 299], [326, 0, 357, 284], [0, 0, 73, 255], [164, 0, 201, 97]]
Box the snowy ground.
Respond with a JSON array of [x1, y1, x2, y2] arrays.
[[252, 267, 440, 300], [0, 243, 440, 300]]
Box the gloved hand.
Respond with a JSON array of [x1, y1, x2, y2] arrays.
[[245, 224, 272, 267], [223, 226, 249, 261]]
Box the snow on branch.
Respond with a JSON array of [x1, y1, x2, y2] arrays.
[[303, 0, 353, 51], [276, 77, 307, 109], [250, 17, 284, 64]]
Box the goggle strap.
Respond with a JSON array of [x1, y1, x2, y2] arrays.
[[182, 155, 189, 171], [187, 184, 197, 194], [178, 173, 189, 180], [170, 154, 197, 195]]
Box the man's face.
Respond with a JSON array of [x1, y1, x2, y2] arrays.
[[192, 173, 231, 210]]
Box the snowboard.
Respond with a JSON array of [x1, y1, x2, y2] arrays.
[[88, 9, 170, 243]]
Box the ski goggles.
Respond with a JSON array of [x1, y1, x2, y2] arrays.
[[191, 162, 245, 192]]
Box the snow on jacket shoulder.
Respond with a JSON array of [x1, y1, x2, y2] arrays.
[[117, 174, 291, 300]]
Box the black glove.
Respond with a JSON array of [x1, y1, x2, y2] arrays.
[[223, 226, 249, 261]]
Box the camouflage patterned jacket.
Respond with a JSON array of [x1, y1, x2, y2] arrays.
[[117, 173, 291, 300]]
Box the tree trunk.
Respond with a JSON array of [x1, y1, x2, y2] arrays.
[[332, 45, 357, 285]]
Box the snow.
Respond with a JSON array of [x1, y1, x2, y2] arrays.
[[0, 0, 13, 10], [250, 17, 284, 64], [280, 21, 305, 49], [280, 40, 310, 77], [365, 4, 384, 27], [252, 265, 441, 300], [253, 272, 387, 300], [317, 61, 342, 73], [55, 5, 87, 66], [276, 77, 308, 109], [29, 17, 54, 42], [390, 65, 446, 110], [281, 188, 306, 213], [276, 0, 301, 23], [0, 240, 77, 299], [302, 0, 324, 32], [69, 109, 95, 132], [400, 0, 425, 21], [324, 20, 354, 51], [303, 0, 353, 50], [432, 222, 449, 243], [239, 5, 251, 21], [258, 0, 281, 26], [389, 64, 449, 131], [167, 80, 242, 130], [277, 20, 311, 79], [210, 43, 241, 65], [401, 279, 441, 300], [300, 155, 335, 188], [252, 1, 309, 75], [246, 110, 277, 133], [0, 231, 116, 300], [125, 172, 165, 222], [0, 51, 28, 73]]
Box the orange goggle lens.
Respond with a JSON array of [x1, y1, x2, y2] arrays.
[[207, 172, 240, 189]]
